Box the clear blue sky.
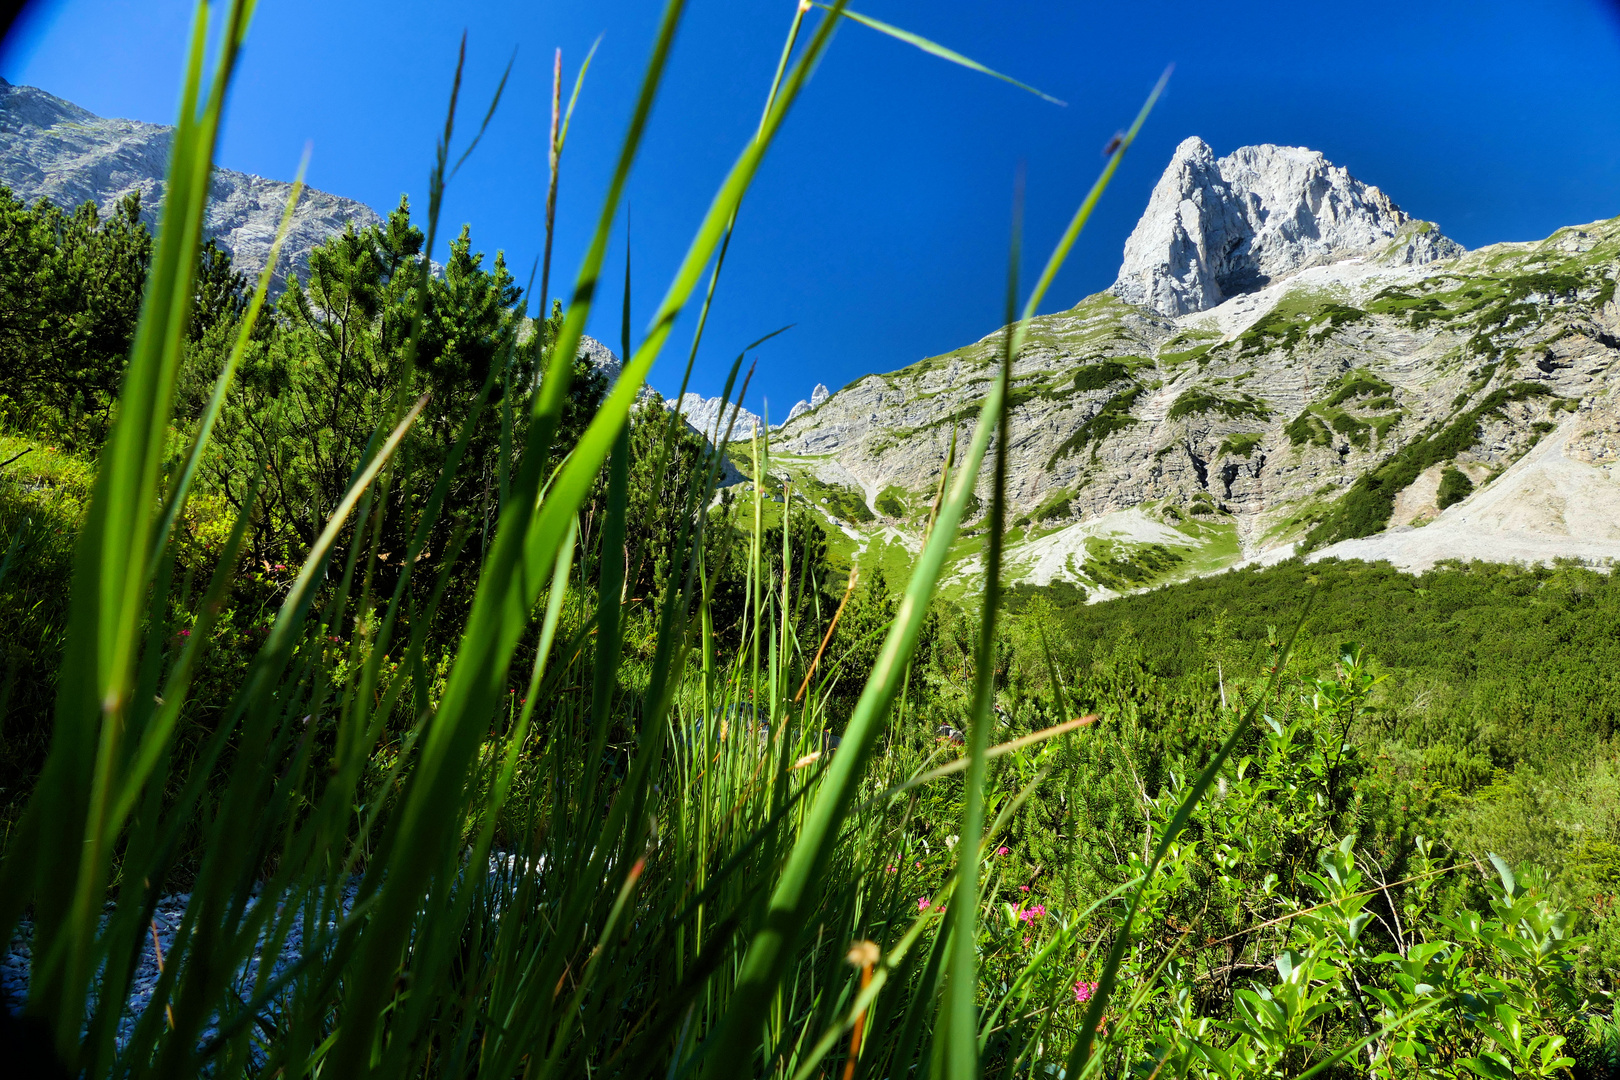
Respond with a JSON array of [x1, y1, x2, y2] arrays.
[[6, 1, 1620, 416]]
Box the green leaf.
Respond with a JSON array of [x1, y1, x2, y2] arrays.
[[1489, 852, 1518, 898]]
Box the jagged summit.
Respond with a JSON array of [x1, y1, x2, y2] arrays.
[[667, 393, 765, 440], [0, 77, 380, 291], [1111, 136, 1463, 316], [786, 383, 830, 423]]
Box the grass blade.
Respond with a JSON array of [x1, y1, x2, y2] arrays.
[[703, 63, 1160, 1080], [946, 175, 1021, 1079], [3, 2, 257, 1054], [320, 4, 698, 1069], [146, 147, 308, 577], [816, 3, 1066, 105]]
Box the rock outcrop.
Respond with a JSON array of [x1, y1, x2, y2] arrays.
[[1110, 137, 1463, 316], [670, 382, 828, 437], [786, 383, 830, 423], [666, 393, 766, 441], [0, 77, 380, 292]]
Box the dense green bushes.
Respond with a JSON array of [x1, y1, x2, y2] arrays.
[[1046, 383, 1142, 466], [1011, 557, 1620, 770], [1216, 431, 1262, 458], [1006, 556, 1620, 936], [1067, 358, 1131, 392], [1303, 381, 1558, 549], [1167, 388, 1271, 422], [0, 189, 250, 447], [1436, 464, 1475, 508], [874, 484, 908, 517], [1322, 371, 1394, 408]]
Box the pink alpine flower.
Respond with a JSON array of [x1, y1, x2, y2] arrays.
[[917, 897, 931, 911], [1018, 904, 1046, 924], [1074, 980, 1098, 1004], [996, 846, 1009, 856]]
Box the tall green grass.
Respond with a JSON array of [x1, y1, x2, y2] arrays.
[[0, 4, 1236, 1077]]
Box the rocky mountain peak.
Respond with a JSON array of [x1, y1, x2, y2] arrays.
[[0, 77, 380, 292], [668, 393, 765, 441], [785, 383, 830, 423], [1111, 136, 1464, 316]]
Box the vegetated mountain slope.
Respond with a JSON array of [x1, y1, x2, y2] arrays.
[[772, 140, 1620, 596], [0, 77, 771, 466], [0, 76, 380, 291]]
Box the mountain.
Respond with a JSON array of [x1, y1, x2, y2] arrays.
[[0, 77, 380, 291], [769, 140, 1620, 596], [1111, 137, 1464, 316], [665, 394, 766, 442], [0, 77, 811, 458], [786, 383, 830, 423]]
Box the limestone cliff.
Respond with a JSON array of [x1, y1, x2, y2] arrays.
[[667, 393, 765, 442], [1110, 137, 1463, 316], [769, 140, 1620, 595]]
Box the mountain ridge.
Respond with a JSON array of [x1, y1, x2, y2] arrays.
[[6, 84, 1615, 596], [0, 76, 381, 292], [768, 139, 1620, 596], [1110, 136, 1464, 316]]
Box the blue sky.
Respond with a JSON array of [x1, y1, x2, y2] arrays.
[[6, 1, 1620, 416]]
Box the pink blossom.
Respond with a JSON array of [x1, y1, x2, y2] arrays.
[[1018, 904, 1046, 924], [1074, 980, 1098, 1004], [1019, 885, 1030, 893], [886, 866, 896, 873], [996, 846, 1009, 856], [917, 897, 931, 911]]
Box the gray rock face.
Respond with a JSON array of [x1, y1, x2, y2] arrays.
[[563, 340, 744, 486], [0, 77, 381, 293], [576, 334, 625, 385], [667, 392, 765, 441], [1111, 137, 1464, 316], [784, 383, 831, 423], [774, 207, 1620, 588]]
